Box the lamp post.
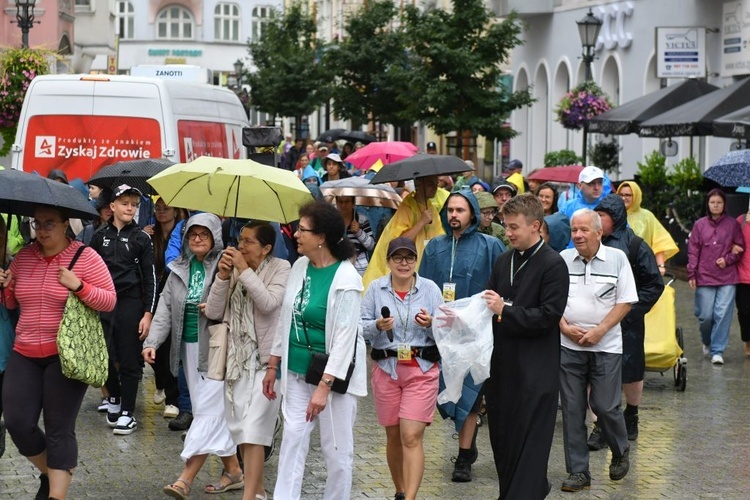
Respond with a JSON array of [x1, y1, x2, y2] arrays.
[[234, 59, 244, 88], [576, 8, 602, 164], [15, 0, 38, 49]]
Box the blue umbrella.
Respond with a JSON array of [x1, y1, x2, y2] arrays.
[[703, 150, 750, 187]]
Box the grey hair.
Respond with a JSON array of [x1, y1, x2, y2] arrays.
[[571, 208, 602, 232]]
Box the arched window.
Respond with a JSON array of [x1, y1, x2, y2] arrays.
[[115, 1, 135, 40], [157, 6, 194, 40], [215, 3, 240, 41], [251, 6, 272, 42]]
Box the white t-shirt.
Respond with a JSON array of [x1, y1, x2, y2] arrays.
[[560, 243, 638, 353]]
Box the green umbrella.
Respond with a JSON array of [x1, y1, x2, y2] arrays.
[[147, 157, 313, 223]]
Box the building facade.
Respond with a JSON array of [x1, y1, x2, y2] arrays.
[[502, 0, 737, 179]]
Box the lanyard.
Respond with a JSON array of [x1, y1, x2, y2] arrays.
[[389, 279, 414, 339], [510, 238, 544, 287], [448, 237, 458, 282]]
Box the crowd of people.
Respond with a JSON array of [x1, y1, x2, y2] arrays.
[[1, 146, 750, 500]]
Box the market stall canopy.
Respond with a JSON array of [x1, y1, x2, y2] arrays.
[[638, 76, 750, 138], [588, 79, 718, 135], [712, 105, 750, 139]]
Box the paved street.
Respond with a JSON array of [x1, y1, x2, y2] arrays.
[[2, 278, 750, 499]]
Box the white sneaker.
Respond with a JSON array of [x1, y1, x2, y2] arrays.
[[97, 399, 109, 412], [711, 354, 724, 365], [702, 345, 710, 357], [113, 414, 137, 435], [163, 404, 179, 418], [153, 389, 166, 405]]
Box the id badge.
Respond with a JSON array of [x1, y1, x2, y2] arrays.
[[397, 343, 412, 362], [442, 282, 456, 302]]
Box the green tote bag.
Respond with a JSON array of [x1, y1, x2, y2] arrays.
[[56, 246, 109, 387]]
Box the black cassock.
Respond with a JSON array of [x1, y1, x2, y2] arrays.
[[485, 239, 569, 500]]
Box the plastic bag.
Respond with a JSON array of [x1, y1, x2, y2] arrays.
[[432, 292, 494, 405]]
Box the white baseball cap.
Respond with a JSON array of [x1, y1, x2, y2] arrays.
[[578, 166, 604, 184]]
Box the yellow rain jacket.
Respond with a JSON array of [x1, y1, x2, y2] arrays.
[[616, 181, 678, 261]]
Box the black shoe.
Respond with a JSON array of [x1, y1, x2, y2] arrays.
[[168, 411, 193, 431], [587, 423, 606, 451], [0, 421, 5, 459], [561, 472, 591, 492], [451, 457, 472, 482], [35, 474, 49, 500], [624, 413, 639, 441], [609, 447, 630, 480]]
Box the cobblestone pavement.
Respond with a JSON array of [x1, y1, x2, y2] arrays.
[[2, 279, 750, 499]]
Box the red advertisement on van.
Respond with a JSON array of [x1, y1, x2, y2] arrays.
[[177, 120, 243, 162], [24, 115, 162, 181]]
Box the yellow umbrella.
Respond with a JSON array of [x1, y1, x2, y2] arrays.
[[147, 156, 313, 223]]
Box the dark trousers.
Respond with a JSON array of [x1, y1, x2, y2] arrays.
[[101, 296, 145, 413], [177, 364, 192, 413], [0, 371, 4, 419], [736, 283, 750, 342], [2, 352, 87, 470], [152, 337, 178, 406]]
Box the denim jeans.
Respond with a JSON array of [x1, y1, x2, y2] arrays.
[[177, 364, 192, 414], [694, 285, 736, 356]]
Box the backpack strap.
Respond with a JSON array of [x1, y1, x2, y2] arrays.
[[68, 245, 87, 271], [627, 235, 643, 267]]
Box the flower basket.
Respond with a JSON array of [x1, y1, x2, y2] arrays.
[[555, 81, 613, 131]]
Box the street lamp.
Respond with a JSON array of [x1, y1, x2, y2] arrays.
[[234, 59, 244, 87], [15, 0, 38, 49], [576, 8, 602, 164], [576, 8, 602, 83]]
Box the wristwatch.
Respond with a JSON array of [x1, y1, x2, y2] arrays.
[[321, 377, 334, 388]]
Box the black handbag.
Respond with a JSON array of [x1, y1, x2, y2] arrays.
[[300, 320, 356, 395]]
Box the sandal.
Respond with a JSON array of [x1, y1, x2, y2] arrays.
[[163, 478, 192, 499], [205, 469, 244, 494]]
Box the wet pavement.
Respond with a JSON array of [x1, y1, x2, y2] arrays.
[[2, 278, 750, 499]]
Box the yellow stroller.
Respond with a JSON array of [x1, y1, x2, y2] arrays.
[[644, 274, 687, 391]]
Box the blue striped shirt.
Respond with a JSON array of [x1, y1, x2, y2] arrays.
[[361, 273, 444, 379]]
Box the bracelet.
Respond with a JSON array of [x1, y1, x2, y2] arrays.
[[267, 365, 278, 371], [74, 282, 84, 293], [657, 264, 665, 268]]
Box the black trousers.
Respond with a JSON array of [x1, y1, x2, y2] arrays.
[[736, 283, 750, 342], [101, 296, 145, 413], [2, 351, 87, 470]]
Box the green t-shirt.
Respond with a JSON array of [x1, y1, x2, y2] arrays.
[[182, 258, 205, 343], [288, 261, 341, 375]]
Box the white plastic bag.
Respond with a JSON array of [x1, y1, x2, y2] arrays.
[[432, 292, 494, 405]]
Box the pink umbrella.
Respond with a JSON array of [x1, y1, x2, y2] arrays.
[[345, 141, 418, 171], [527, 165, 584, 184]]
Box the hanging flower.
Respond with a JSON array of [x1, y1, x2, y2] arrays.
[[0, 48, 53, 156], [555, 81, 613, 131]]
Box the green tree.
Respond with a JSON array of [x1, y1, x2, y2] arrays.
[[401, 0, 532, 153], [246, 4, 329, 134], [544, 150, 582, 167], [325, 1, 414, 134]]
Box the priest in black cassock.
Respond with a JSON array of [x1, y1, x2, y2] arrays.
[[482, 193, 570, 499]]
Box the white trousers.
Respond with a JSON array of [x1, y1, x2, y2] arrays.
[[273, 372, 357, 500]]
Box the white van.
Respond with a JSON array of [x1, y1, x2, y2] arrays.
[[11, 74, 248, 181]]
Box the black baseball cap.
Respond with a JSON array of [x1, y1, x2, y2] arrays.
[[387, 237, 417, 258], [426, 141, 437, 150], [112, 184, 143, 201]]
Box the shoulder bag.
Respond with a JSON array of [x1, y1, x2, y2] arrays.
[[57, 246, 109, 387], [206, 276, 233, 381], [301, 319, 356, 395]]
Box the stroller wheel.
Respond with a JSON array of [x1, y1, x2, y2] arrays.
[[674, 360, 687, 392]]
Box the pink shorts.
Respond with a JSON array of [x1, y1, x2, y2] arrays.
[[371, 363, 439, 427]]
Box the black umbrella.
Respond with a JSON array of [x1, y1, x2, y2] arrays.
[[0, 169, 98, 219], [315, 128, 347, 142], [370, 154, 471, 184], [638, 76, 750, 137], [712, 105, 750, 139], [588, 80, 718, 135], [87, 158, 174, 195], [337, 130, 377, 144]]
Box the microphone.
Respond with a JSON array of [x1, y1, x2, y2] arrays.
[[381, 306, 394, 343]]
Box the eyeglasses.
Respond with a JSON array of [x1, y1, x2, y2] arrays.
[[187, 231, 211, 241], [619, 194, 633, 198], [390, 254, 417, 264], [480, 210, 497, 219], [31, 220, 61, 231], [297, 226, 314, 234], [237, 237, 259, 246]]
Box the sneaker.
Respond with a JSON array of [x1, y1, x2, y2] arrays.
[[113, 414, 138, 435], [561, 472, 591, 492], [609, 447, 630, 480], [587, 423, 606, 451], [712, 354, 724, 365], [163, 404, 179, 418], [154, 389, 166, 405], [97, 399, 109, 412], [106, 411, 120, 428], [624, 413, 639, 441], [451, 457, 472, 482], [168, 411, 193, 431], [702, 344, 710, 357]]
